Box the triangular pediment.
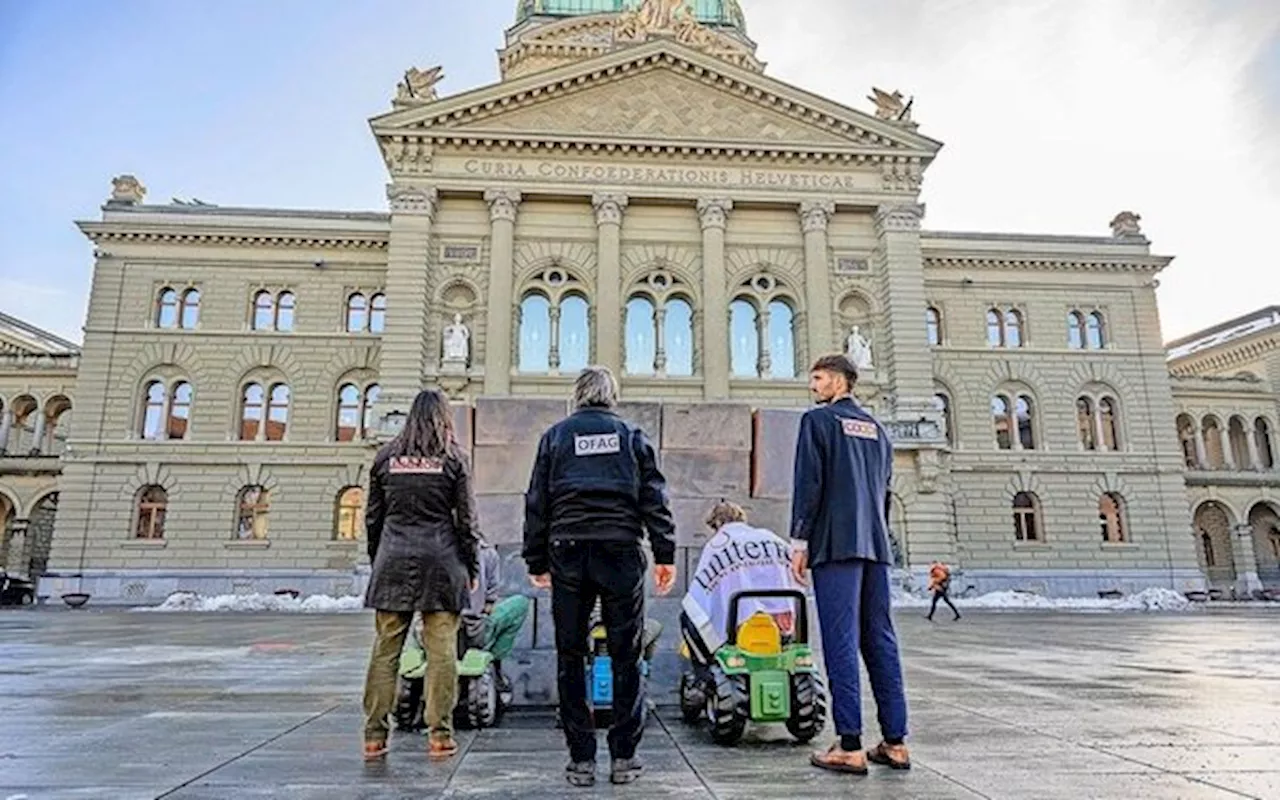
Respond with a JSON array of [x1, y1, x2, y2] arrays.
[[372, 39, 942, 157], [0, 312, 79, 357]]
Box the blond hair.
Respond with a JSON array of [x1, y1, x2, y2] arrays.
[[705, 499, 748, 531], [572, 366, 619, 410]]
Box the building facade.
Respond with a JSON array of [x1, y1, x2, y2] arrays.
[[4, 0, 1273, 603]]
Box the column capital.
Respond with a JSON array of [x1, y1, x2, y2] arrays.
[[484, 189, 523, 223], [799, 200, 836, 234], [592, 193, 629, 226], [386, 184, 438, 216], [874, 202, 926, 233], [696, 198, 734, 231]]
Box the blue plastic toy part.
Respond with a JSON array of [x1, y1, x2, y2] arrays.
[[591, 654, 614, 706]]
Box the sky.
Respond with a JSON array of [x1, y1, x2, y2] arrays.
[[0, 0, 1277, 345]]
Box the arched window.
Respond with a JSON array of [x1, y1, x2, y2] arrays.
[[992, 395, 1013, 450], [239, 384, 265, 441], [767, 300, 796, 379], [730, 299, 759, 378], [335, 487, 365, 541], [265, 384, 290, 441], [986, 310, 1003, 347], [518, 294, 551, 373], [276, 292, 296, 332], [346, 294, 368, 333], [1016, 395, 1036, 450], [1012, 492, 1041, 542], [1086, 312, 1106, 349], [336, 384, 362, 442], [1004, 309, 1024, 348], [1255, 417, 1274, 469], [363, 384, 381, 436], [157, 289, 180, 329], [1228, 416, 1250, 469], [252, 291, 275, 331], [134, 485, 168, 540], [559, 295, 590, 372], [926, 306, 942, 346], [141, 381, 167, 440], [1067, 311, 1086, 349], [1099, 397, 1119, 451], [1077, 397, 1096, 450], [665, 298, 694, 377], [180, 289, 201, 329], [1100, 493, 1126, 543], [235, 486, 270, 540], [625, 296, 656, 375], [1177, 414, 1198, 468], [168, 382, 193, 440], [934, 393, 953, 446], [1202, 416, 1225, 469], [369, 293, 387, 334]]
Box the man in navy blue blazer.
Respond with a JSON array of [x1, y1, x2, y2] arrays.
[[789, 354, 911, 775]]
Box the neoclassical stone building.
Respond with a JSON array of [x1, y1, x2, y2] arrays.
[[5, 0, 1274, 604]]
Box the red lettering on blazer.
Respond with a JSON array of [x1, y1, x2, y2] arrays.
[[389, 456, 445, 474], [841, 419, 879, 440]]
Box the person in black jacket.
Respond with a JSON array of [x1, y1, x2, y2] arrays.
[[790, 354, 911, 775], [523, 366, 676, 788], [361, 388, 479, 763]]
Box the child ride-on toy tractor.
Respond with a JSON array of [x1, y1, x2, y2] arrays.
[[395, 634, 511, 732], [679, 589, 826, 746]]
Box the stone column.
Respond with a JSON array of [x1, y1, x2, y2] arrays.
[[799, 200, 835, 358], [0, 407, 11, 454], [1246, 428, 1263, 471], [1232, 523, 1264, 596], [697, 198, 733, 399], [756, 305, 773, 378], [548, 305, 562, 373], [873, 203, 936, 418], [28, 408, 45, 456], [377, 184, 438, 420], [1220, 425, 1236, 470], [483, 190, 522, 395], [1191, 419, 1208, 468], [654, 305, 668, 375], [592, 193, 628, 375]]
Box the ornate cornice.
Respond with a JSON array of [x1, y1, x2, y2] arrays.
[[78, 225, 388, 251], [696, 197, 733, 230], [592, 193, 628, 226], [386, 184, 438, 216], [925, 255, 1170, 274], [875, 203, 925, 232], [1168, 334, 1280, 377], [484, 189, 523, 223], [799, 200, 835, 234]]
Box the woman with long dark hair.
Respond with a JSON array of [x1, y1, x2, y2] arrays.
[[361, 388, 479, 762]]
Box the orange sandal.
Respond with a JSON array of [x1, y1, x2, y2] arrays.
[[363, 741, 389, 762], [428, 738, 459, 760]]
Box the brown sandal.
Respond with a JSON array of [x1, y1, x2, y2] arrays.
[[810, 743, 868, 775], [867, 741, 912, 770], [428, 737, 459, 760], [363, 741, 389, 762]]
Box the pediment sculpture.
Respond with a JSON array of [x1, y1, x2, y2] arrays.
[[396, 66, 444, 106]]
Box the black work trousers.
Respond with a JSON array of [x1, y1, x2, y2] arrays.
[[550, 539, 647, 763]]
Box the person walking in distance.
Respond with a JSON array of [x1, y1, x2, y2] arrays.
[[523, 366, 677, 788], [926, 561, 961, 622], [790, 355, 911, 774], [361, 389, 479, 762]]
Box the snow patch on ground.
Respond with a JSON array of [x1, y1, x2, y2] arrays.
[[136, 592, 364, 613], [892, 586, 1197, 612]]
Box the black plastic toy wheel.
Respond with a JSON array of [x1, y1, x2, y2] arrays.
[[465, 666, 500, 729], [395, 676, 424, 732], [707, 665, 748, 746], [786, 672, 827, 743], [679, 670, 708, 725]]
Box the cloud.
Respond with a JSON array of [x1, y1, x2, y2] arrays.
[[744, 0, 1280, 339]]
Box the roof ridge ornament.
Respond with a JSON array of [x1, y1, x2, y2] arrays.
[[394, 66, 445, 109], [616, 0, 716, 50], [868, 87, 917, 129]]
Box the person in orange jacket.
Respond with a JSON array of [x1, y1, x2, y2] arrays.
[[926, 562, 961, 622]]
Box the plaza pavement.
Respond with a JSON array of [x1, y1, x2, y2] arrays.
[[1, 607, 1277, 799]]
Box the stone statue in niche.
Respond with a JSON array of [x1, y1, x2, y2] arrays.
[[442, 313, 470, 364], [846, 325, 874, 372]]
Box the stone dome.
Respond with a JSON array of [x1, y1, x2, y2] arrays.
[[514, 0, 748, 36]]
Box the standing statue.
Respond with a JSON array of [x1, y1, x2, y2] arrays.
[[846, 325, 874, 372], [442, 313, 470, 363]]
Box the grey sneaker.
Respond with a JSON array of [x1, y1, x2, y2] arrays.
[[565, 760, 596, 787], [610, 757, 644, 785]]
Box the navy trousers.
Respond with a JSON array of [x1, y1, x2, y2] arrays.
[[812, 558, 909, 741]]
